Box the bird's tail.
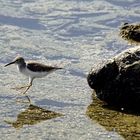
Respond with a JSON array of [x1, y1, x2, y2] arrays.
[[56, 67, 63, 70]]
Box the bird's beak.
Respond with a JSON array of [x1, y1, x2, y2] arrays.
[[4, 61, 15, 67]]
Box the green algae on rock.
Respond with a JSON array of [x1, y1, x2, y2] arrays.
[[86, 94, 140, 140], [120, 23, 140, 45]]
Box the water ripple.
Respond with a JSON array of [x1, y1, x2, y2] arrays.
[[0, 15, 46, 30]]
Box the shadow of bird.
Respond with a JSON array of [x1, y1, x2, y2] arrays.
[[5, 103, 63, 129]]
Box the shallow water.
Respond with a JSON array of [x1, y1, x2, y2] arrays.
[[0, 0, 140, 139], [87, 94, 140, 140]]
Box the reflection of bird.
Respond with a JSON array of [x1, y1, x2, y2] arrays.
[[5, 56, 62, 94], [5, 103, 62, 129]]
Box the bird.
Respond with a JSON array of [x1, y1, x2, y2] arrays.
[[5, 56, 62, 95]]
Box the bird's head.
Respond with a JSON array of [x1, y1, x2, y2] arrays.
[[5, 56, 25, 67]]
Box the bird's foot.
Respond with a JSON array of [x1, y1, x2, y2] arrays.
[[16, 96, 31, 104], [11, 85, 30, 91]]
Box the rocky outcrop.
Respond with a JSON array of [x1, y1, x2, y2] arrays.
[[120, 23, 140, 45], [87, 46, 140, 110]]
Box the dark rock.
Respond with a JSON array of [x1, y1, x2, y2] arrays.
[[87, 46, 140, 110]]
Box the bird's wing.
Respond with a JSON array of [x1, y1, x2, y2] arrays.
[[27, 62, 62, 72]]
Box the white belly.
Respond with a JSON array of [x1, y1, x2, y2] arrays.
[[18, 66, 49, 78]]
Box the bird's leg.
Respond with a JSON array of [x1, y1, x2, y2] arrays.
[[21, 84, 32, 94], [12, 85, 31, 90], [21, 78, 34, 94], [25, 95, 31, 103], [12, 77, 34, 91], [16, 95, 31, 104]]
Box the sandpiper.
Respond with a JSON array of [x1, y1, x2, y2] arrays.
[[5, 56, 62, 94]]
